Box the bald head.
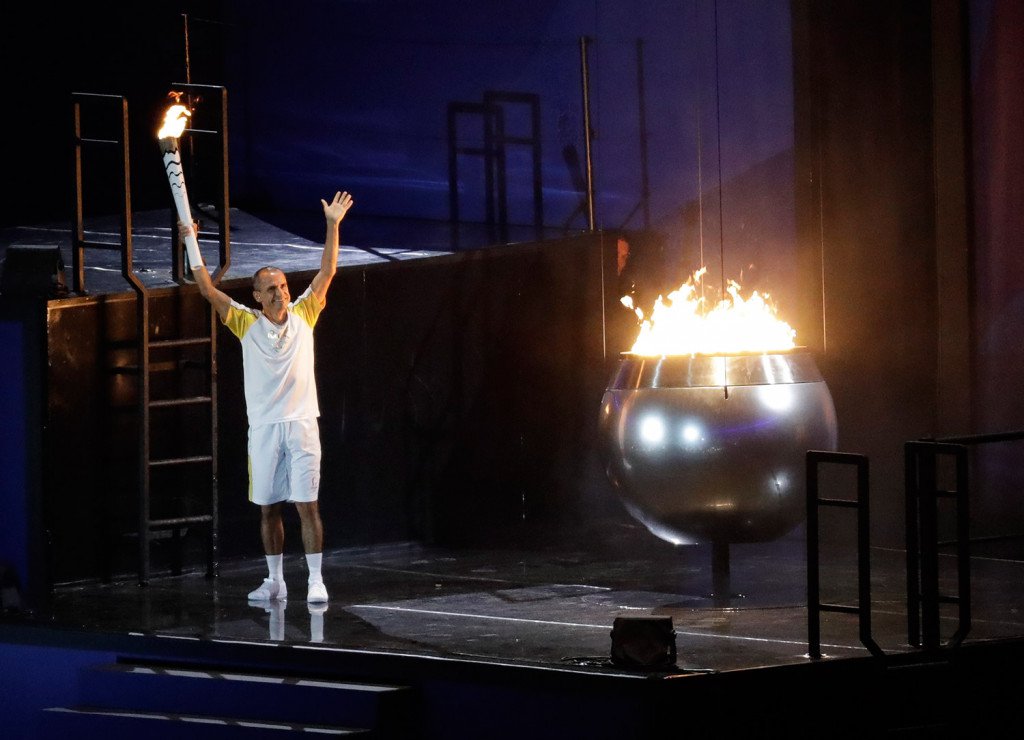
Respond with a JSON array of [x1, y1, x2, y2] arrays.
[[252, 265, 284, 290]]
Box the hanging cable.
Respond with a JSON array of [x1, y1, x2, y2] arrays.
[[183, 13, 192, 85], [695, 0, 706, 309], [712, 0, 726, 300], [697, 107, 706, 308], [713, 0, 728, 396]]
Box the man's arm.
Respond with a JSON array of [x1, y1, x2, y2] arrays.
[[181, 221, 232, 321], [309, 191, 354, 305]]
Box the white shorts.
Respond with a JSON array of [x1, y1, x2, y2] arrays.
[[248, 418, 322, 505]]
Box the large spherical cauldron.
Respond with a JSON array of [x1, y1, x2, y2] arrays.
[[599, 350, 837, 545]]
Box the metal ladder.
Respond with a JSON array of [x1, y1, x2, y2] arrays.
[[72, 89, 228, 584]]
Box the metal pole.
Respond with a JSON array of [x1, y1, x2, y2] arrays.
[[530, 96, 544, 240], [712, 540, 730, 605], [950, 446, 971, 646], [919, 447, 940, 649], [218, 86, 231, 278], [119, 98, 133, 284], [447, 105, 460, 249], [492, 107, 509, 244], [580, 36, 596, 232], [905, 443, 921, 647], [955, 447, 971, 642], [72, 100, 85, 293], [483, 102, 497, 244], [856, 455, 878, 655], [636, 38, 650, 229], [138, 293, 151, 585], [806, 452, 822, 659]]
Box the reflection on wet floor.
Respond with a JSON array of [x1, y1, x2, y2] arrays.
[[42, 537, 1024, 674]]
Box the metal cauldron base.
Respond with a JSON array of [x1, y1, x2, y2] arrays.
[[600, 351, 838, 549], [709, 541, 743, 606]]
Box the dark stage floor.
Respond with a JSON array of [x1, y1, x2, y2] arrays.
[[32, 533, 1024, 676]]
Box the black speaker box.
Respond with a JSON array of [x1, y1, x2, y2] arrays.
[[610, 615, 677, 670], [1, 244, 67, 298]]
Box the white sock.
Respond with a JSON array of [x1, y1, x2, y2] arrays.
[[306, 553, 323, 583], [266, 554, 283, 581]]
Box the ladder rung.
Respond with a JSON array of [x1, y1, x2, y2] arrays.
[[112, 361, 184, 374], [148, 515, 213, 529], [149, 455, 213, 467], [149, 396, 212, 408], [78, 240, 123, 252], [497, 136, 536, 145], [818, 498, 859, 508], [818, 603, 859, 615], [150, 337, 212, 349]]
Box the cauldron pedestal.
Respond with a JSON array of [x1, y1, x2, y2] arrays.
[[711, 540, 731, 603]]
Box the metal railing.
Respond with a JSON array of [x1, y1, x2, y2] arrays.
[[902, 431, 1024, 649], [806, 450, 882, 658], [71, 92, 136, 295], [447, 91, 543, 249]]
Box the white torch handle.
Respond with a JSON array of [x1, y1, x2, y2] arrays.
[[161, 138, 205, 271], [182, 231, 203, 271]]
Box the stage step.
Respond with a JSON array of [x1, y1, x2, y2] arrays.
[[70, 662, 413, 738], [40, 706, 368, 738]]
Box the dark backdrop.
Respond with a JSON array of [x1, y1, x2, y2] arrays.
[[5, 1, 1024, 585]]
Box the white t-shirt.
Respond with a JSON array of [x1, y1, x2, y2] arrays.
[[223, 286, 323, 427]]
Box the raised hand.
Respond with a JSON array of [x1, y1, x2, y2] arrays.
[[321, 191, 354, 224]]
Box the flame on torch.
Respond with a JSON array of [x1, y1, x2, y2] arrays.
[[157, 104, 191, 139], [623, 267, 797, 356], [157, 100, 202, 269]]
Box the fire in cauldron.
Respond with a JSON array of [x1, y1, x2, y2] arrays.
[[599, 269, 837, 548]]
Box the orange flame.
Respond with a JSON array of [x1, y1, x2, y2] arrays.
[[624, 268, 797, 356], [157, 104, 191, 139]]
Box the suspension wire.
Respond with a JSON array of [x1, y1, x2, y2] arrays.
[[183, 13, 192, 84], [818, 134, 828, 353], [182, 13, 197, 209], [697, 106, 706, 308], [695, 0, 706, 310], [712, 0, 726, 301], [814, 60, 828, 353], [713, 0, 728, 396]]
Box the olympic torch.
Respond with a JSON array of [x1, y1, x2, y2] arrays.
[[157, 103, 204, 272]]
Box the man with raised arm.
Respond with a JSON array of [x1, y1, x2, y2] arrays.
[[182, 191, 354, 603]]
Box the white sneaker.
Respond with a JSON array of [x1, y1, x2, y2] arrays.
[[307, 580, 328, 603], [248, 577, 287, 601]]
